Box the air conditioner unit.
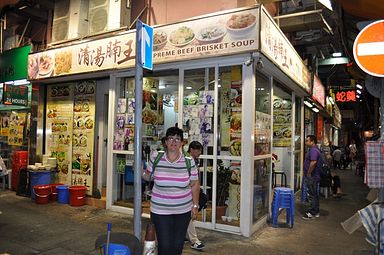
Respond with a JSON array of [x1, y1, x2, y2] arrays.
[[52, 0, 70, 42], [88, 0, 109, 34], [88, 0, 131, 35], [51, 0, 89, 43]]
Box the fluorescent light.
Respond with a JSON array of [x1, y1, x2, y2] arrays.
[[332, 52, 342, 57], [356, 84, 363, 89], [159, 84, 166, 89], [318, 0, 333, 11], [357, 90, 362, 94], [186, 86, 192, 90], [312, 107, 319, 113], [304, 100, 313, 108], [13, 79, 30, 85], [356, 94, 360, 98]]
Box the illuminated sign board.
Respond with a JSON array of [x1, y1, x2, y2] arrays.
[[3, 84, 28, 106], [335, 89, 356, 103]]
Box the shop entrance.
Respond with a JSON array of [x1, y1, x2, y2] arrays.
[[108, 61, 252, 233]]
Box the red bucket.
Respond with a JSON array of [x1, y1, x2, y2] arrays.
[[33, 184, 51, 204], [69, 186, 87, 206], [50, 183, 64, 201]]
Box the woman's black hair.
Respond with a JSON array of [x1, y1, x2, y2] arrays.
[[166, 126, 183, 139], [188, 141, 203, 152]]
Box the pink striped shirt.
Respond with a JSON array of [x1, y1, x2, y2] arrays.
[[146, 151, 198, 215]]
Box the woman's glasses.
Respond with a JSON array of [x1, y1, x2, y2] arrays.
[[167, 136, 182, 143]]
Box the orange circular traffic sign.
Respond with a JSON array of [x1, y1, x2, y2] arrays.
[[353, 20, 384, 77]]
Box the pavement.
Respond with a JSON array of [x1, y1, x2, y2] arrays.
[[0, 165, 375, 255]]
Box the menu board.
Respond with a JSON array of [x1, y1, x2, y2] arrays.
[[71, 81, 96, 192], [46, 84, 74, 185], [272, 96, 292, 147], [46, 81, 96, 194], [8, 112, 26, 146]]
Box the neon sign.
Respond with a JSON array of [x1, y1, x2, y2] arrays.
[[335, 90, 356, 102]]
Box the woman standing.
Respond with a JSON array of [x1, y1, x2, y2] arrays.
[[143, 127, 200, 255]]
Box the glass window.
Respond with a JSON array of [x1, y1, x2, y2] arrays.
[[217, 159, 241, 226], [183, 68, 214, 155], [217, 66, 242, 156], [255, 71, 271, 156], [253, 158, 270, 223]]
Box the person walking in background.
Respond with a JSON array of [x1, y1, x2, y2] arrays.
[[332, 147, 342, 170], [349, 140, 357, 166], [186, 141, 205, 251], [142, 127, 200, 255], [302, 135, 321, 220]]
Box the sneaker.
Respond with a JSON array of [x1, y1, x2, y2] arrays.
[[302, 212, 316, 220], [191, 241, 205, 251]]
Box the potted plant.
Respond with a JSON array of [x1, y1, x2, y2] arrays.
[[216, 160, 232, 220]]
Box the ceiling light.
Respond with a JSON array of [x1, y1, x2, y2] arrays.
[[13, 79, 29, 85], [356, 84, 363, 89], [312, 107, 320, 113], [186, 86, 192, 90], [357, 90, 362, 94], [318, 0, 333, 11], [304, 100, 313, 108], [356, 94, 360, 98], [332, 52, 342, 57], [159, 84, 166, 89]]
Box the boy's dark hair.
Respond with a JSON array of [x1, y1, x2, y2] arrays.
[[165, 126, 183, 139], [188, 141, 203, 153], [306, 135, 317, 144]]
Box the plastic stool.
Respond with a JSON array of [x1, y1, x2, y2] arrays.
[[271, 187, 294, 228]]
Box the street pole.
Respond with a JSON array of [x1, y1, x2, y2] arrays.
[[133, 20, 143, 241]]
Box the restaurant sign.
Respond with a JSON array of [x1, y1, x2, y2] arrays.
[[260, 8, 310, 93], [3, 84, 29, 106], [0, 45, 31, 83], [335, 89, 356, 103], [28, 7, 260, 80], [312, 75, 325, 107]]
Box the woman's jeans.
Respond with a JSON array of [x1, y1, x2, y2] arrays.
[[151, 211, 191, 255], [305, 176, 319, 215]]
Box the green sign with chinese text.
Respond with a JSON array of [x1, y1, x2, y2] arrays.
[[3, 84, 29, 106], [0, 45, 31, 83]]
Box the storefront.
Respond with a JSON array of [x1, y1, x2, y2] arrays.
[[28, 6, 311, 236], [0, 45, 36, 180]]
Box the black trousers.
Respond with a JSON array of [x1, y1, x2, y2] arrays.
[[151, 211, 191, 255]]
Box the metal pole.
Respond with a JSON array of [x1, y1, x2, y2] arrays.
[[133, 21, 143, 241]]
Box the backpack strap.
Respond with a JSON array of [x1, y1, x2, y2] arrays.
[[150, 151, 164, 179], [183, 151, 192, 177]]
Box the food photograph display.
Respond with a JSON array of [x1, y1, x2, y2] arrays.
[[46, 81, 96, 194]]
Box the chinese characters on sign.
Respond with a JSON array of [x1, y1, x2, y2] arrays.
[[260, 8, 310, 93], [3, 84, 28, 106], [335, 90, 356, 102]]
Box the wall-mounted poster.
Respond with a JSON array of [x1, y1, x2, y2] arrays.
[[46, 84, 74, 185], [46, 81, 96, 195], [1, 114, 10, 136], [8, 112, 26, 146], [72, 81, 96, 194], [273, 96, 292, 147]]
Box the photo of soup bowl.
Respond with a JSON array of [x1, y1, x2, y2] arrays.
[[195, 26, 226, 44], [226, 13, 256, 38]]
